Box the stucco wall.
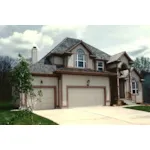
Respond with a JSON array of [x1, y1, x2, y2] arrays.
[[131, 70, 143, 103], [67, 44, 94, 69], [53, 56, 63, 65], [62, 74, 110, 106], [32, 76, 58, 86], [120, 55, 129, 66], [124, 71, 143, 103]]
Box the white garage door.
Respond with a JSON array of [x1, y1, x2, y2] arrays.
[[68, 88, 105, 108], [32, 88, 55, 110]]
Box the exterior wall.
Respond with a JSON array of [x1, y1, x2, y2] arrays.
[[124, 78, 129, 99], [124, 71, 143, 103], [67, 44, 94, 69], [120, 55, 129, 66], [107, 63, 117, 69], [131, 70, 143, 103], [53, 56, 63, 65], [62, 74, 110, 107], [32, 76, 58, 86]]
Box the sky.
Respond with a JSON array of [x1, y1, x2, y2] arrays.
[[0, 25, 150, 60]]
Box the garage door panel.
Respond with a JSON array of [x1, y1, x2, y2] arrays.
[[68, 88, 104, 107], [33, 88, 55, 110]]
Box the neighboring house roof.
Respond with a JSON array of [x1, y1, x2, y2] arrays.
[[29, 62, 56, 74], [40, 37, 110, 62], [107, 51, 133, 64]]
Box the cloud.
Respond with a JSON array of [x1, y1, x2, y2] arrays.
[[0, 25, 88, 59], [1, 25, 150, 61], [128, 45, 149, 57]]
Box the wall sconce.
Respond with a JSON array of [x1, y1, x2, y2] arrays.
[[40, 80, 43, 84], [87, 80, 90, 86]]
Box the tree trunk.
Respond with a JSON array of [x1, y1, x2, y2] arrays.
[[19, 93, 27, 110]]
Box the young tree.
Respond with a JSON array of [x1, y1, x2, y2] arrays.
[[10, 54, 34, 109]]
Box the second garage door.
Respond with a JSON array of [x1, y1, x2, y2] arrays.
[[68, 87, 105, 108]]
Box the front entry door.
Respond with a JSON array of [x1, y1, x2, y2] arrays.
[[119, 79, 125, 98]]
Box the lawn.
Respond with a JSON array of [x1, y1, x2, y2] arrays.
[[126, 106, 150, 112], [0, 110, 58, 125]]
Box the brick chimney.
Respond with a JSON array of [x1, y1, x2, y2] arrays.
[[31, 46, 38, 64]]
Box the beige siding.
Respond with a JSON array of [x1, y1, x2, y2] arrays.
[[67, 44, 94, 69], [32, 76, 57, 86], [53, 56, 63, 65], [120, 55, 129, 66], [62, 75, 110, 106], [131, 70, 143, 103], [68, 88, 104, 107], [124, 78, 129, 98]]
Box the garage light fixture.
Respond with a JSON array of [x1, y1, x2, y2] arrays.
[[40, 80, 43, 84], [87, 80, 90, 86]]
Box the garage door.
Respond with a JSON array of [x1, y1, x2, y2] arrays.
[[68, 88, 105, 108], [31, 88, 55, 110]]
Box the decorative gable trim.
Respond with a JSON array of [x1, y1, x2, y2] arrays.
[[67, 41, 93, 55], [119, 52, 134, 64]]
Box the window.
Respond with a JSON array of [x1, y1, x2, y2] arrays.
[[76, 49, 86, 68], [132, 79, 138, 94], [97, 61, 104, 71]]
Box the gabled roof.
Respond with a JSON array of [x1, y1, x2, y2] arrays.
[[40, 37, 110, 61], [107, 51, 133, 64], [107, 51, 125, 64]]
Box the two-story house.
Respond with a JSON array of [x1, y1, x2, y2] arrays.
[[24, 37, 143, 110]]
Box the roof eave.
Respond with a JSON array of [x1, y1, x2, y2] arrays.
[[54, 70, 117, 76]]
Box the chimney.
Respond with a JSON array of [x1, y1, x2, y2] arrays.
[[31, 46, 38, 64]]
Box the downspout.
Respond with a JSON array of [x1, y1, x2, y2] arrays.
[[128, 67, 132, 100], [117, 67, 120, 101]]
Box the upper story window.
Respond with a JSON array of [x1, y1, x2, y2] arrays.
[[76, 49, 86, 68], [132, 79, 139, 94], [97, 61, 104, 71]]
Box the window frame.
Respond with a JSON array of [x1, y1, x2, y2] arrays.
[[97, 61, 104, 72], [131, 79, 139, 95], [76, 49, 86, 68]]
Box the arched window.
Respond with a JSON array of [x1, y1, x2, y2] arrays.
[[76, 49, 86, 68], [132, 79, 139, 94]]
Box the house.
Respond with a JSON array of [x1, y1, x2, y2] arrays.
[[24, 37, 143, 110]]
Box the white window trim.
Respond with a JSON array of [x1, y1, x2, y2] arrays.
[[131, 79, 139, 95], [97, 61, 104, 71], [76, 50, 86, 68]]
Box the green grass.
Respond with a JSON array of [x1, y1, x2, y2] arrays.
[[0, 110, 58, 125], [126, 106, 150, 112]]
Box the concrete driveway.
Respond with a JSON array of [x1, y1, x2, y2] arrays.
[[33, 106, 150, 125]]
